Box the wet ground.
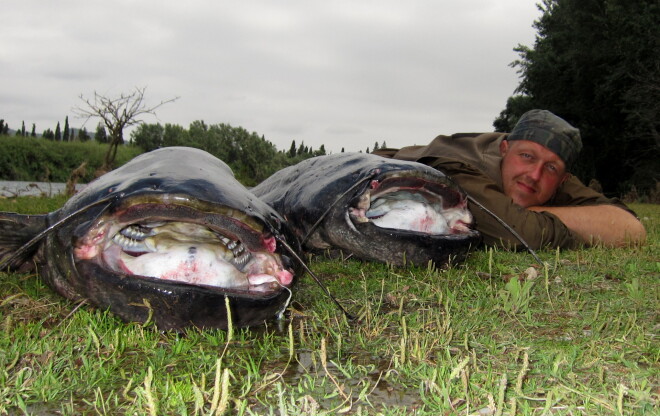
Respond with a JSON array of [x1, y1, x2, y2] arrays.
[[0, 181, 85, 197]]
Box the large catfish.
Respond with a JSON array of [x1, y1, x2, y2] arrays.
[[0, 147, 298, 330], [252, 153, 480, 267]]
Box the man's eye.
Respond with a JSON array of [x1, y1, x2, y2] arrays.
[[520, 153, 532, 159]]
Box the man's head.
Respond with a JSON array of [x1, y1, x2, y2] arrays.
[[506, 109, 582, 170], [500, 110, 582, 207]]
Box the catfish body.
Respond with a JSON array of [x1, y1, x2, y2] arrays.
[[0, 147, 299, 330]]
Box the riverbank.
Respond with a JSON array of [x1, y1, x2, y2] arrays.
[[0, 180, 85, 197]]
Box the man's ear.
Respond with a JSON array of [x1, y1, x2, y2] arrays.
[[499, 139, 509, 156]]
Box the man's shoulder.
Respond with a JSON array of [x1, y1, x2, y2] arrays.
[[429, 132, 505, 168], [440, 132, 505, 140], [374, 132, 506, 154], [427, 132, 506, 154], [374, 132, 506, 179]]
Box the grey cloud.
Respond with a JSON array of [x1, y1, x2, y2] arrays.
[[1, 1, 540, 153]]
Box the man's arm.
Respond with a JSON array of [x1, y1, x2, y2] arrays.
[[527, 204, 646, 247], [440, 163, 583, 249]]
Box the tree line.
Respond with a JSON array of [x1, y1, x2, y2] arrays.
[[130, 121, 332, 185], [2, 112, 386, 187], [130, 121, 391, 185], [0, 117, 112, 144], [0, 122, 327, 186]]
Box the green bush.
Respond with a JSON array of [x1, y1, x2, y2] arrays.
[[0, 136, 143, 182]]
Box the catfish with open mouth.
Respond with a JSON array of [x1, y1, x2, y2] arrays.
[[0, 147, 299, 330], [252, 153, 480, 267]]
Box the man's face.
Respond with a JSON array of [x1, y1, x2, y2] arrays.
[[499, 139, 568, 208]]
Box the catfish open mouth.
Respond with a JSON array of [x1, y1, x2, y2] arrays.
[[349, 175, 474, 235], [73, 203, 294, 293]]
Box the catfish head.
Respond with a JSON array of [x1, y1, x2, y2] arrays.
[[252, 153, 480, 267]]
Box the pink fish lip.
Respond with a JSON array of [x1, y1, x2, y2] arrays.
[[247, 269, 294, 287], [277, 269, 294, 285], [450, 220, 472, 234]]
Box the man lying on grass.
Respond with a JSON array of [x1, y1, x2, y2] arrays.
[[375, 109, 646, 249]]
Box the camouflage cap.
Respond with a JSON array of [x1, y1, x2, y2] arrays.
[[506, 109, 582, 171]]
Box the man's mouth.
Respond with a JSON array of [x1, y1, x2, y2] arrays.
[[516, 179, 537, 194]]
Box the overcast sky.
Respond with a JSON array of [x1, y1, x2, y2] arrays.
[[1, 1, 540, 154]]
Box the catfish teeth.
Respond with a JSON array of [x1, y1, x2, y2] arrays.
[[120, 225, 154, 240], [113, 233, 150, 252], [113, 224, 254, 269], [222, 238, 252, 269]]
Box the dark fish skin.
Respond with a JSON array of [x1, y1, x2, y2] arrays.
[[0, 147, 299, 330], [252, 153, 480, 267]]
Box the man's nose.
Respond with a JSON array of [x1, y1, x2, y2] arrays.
[[528, 163, 544, 181]]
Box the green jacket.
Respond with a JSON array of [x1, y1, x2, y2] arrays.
[[374, 132, 632, 249]]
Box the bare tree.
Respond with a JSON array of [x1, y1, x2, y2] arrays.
[[74, 87, 178, 174]]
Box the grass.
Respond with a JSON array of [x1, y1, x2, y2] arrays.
[[0, 197, 658, 415]]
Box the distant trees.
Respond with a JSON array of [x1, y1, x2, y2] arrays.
[[5, 118, 86, 141], [132, 121, 276, 185], [0, 117, 83, 141], [74, 87, 178, 173], [54, 122, 61, 142], [14, 121, 27, 137], [63, 116, 70, 142], [131, 123, 164, 151], [2, 106, 393, 187], [495, 0, 659, 194], [365, 141, 387, 153], [282, 139, 328, 160], [162, 124, 189, 148], [131, 121, 328, 185], [77, 127, 90, 142], [94, 122, 108, 143], [42, 128, 54, 140]]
